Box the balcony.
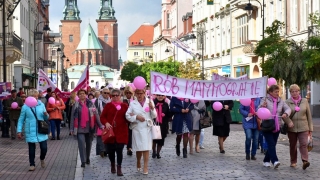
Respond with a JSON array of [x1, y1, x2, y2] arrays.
[[242, 40, 258, 57], [0, 32, 22, 63], [308, 25, 320, 38]]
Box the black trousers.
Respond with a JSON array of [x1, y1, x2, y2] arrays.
[[127, 127, 132, 150], [106, 143, 125, 165]]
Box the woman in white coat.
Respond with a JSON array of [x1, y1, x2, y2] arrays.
[[126, 89, 157, 175]]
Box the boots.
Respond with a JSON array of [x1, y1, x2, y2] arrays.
[[176, 145, 180, 156], [117, 165, 123, 176], [183, 148, 187, 158], [111, 162, 116, 174]]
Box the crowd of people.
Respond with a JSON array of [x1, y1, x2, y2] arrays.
[[0, 83, 313, 175]]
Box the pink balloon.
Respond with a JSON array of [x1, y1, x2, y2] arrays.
[[190, 99, 199, 104], [91, 99, 95, 103], [212, 102, 223, 111], [11, 102, 18, 109], [240, 99, 251, 106], [48, 97, 55, 105], [133, 76, 147, 90], [256, 108, 272, 119], [116, 105, 121, 110], [75, 96, 79, 101], [25, 97, 38, 107], [268, 77, 277, 86], [145, 107, 150, 112]]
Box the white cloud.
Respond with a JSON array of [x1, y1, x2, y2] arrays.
[[49, 0, 161, 61]]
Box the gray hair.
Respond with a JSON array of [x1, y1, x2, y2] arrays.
[[111, 89, 121, 95], [28, 89, 39, 97]]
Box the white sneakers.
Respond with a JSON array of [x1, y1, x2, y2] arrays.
[[274, 161, 281, 169], [263, 162, 271, 167], [263, 161, 281, 169], [29, 166, 35, 171]]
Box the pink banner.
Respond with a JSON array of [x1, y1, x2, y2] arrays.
[[150, 72, 267, 100]]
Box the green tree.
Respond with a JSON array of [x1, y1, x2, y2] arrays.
[[254, 20, 309, 87], [178, 59, 201, 80], [120, 62, 139, 82]]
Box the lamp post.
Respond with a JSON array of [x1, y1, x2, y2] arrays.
[[190, 29, 207, 80], [56, 47, 62, 89], [165, 46, 175, 75], [34, 21, 50, 87], [244, 0, 265, 75]]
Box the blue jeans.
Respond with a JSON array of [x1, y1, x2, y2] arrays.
[[50, 120, 61, 138], [28, 141, 47, 166], [199, 129, 204, 146], [244, 128, 259, 155], [262, 131, 280, 164]]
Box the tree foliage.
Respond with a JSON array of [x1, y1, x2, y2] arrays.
[[178, 59, 201, 80], [120, 62, 139, 82], [254, 20, 309, 87]]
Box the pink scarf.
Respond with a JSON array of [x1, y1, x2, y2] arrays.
[[80, 100, 89, 129], [271, 96, 280, 132], [291, 95, 301, 105], [112, 101, 122, 107], [250, 99, 255, 114], [156, 102, 163, 123]]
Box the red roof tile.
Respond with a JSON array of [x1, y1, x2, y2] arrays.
[[129, 24, 154, 47]]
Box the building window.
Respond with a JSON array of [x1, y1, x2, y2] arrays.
[[51, 50, 56, 56], [104, 34, 108, 42], [234, 66, 249, 77], [145, 52, 150, 56], [236, 15, 249, 45], [71, 81, 75, 89], [167, 12, 170, 29], [69, 35, 73, 42], [134, 52, 139, 56]]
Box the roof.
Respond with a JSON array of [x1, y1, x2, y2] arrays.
[[76, 24, 103, 50], [128, 23, 154, 47], [67, 65, 115, 79]]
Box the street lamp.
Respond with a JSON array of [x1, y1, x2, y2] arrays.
[[244, 0, 265, 75], [190, 29, 207, 80], [56, 47, 62, 89], [34, 21, 51, 87], [165, 46, 175, 75]]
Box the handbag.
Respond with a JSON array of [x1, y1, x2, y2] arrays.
[[102, 111, 118, 144], [199, 111, 212, 129], [260, 119, 275, 132], [152, 122, 162, 139], [308, 135, 313, 152], [30, 107, 49, 135]]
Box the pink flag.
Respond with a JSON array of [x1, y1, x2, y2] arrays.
[[73, 65, 89, 92]]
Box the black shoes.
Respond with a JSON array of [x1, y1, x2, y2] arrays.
[[152, 151, 156, 158], [183, 148, 187, 158], [176, 145, 180, 156], [86, 159, 90, 164], [157, 154, 161, 159], [51, 137, 55, 140], [81, 163, 85, 167], [220, 150, 225, 154], [246, 154, 250, 160], [57, 136, 60, 140], [251, 155, 256, 160]]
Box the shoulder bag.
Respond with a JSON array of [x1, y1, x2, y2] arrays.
[[152, 121, 162, 139], [102, 111, 118, 144], [199, 110, 212, 129], [30, 107, 49, 134], [280, 101, 301, 135]]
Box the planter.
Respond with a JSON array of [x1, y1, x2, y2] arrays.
[[216, 53, 220, 57], [226, 49, 230, 55]]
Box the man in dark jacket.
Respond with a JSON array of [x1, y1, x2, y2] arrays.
[[6, 90, 23, 139], [45, 88, 52, 101]]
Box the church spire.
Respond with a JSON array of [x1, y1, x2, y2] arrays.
[[63, 0, 81, 20], [98, 0, 116, 20]]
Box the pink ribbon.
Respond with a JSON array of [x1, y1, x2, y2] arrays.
[[156, 103, 163, 123]]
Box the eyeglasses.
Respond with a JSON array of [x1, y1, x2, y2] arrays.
[[112, 94, 119, 97], [103, 92, 110, 94], [157, 95, 165, 97], [136, 93, 144, 95], [125, 92, 132, 94], [21, 96, 26, 98]]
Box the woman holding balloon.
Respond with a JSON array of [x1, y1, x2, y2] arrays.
[[100, 89, 129, 176], [17, 89, 49, 171], [239, 98, 261, 160], [258, 85, 291, 169], [212, 100, 234, 153], [46, 92, 66, 140]]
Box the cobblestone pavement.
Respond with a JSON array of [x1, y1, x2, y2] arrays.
[[0, 127, 78, 180], [77, 124, 320, 180]]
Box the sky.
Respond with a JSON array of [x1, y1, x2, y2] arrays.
[[49, 0, 162, 62]]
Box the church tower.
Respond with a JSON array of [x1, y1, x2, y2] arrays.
[[96, 0, 119, 69], [61, 0, 82, 66]]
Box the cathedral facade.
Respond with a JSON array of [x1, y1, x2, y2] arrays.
[[60, 0, 119, 70]]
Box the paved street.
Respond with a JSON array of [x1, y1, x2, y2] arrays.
[[1, 123, 320, 180]]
